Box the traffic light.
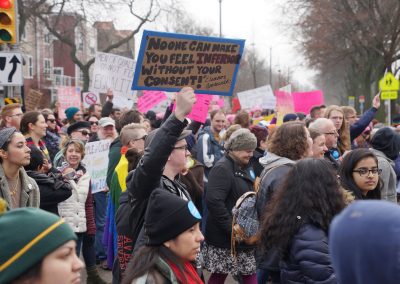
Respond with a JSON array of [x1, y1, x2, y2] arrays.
[[0, 0, 17, 44]]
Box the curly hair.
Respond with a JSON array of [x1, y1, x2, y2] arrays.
[[339, 148, 382, 200], [233, 110, 250, 128], [324, 105, 350, 154], [259, 158, 345, 258], [267, 121, 309, 160]]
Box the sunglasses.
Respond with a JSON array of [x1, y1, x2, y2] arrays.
[[133, 135, 147, 141], [47, 119, 56, 123], [76, 130, 90, 136], [89, 121, 98, 125]]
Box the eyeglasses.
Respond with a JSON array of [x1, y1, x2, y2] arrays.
[[353, 168, 382, 177], [325, 130, 338, 136], [47, 119, 56, 123], [76, 130, 90, 136], [89, 121, 98, 125], [173, 145, 188, 151], [133, 135, 147, 141], [8, 113, 23, 118]]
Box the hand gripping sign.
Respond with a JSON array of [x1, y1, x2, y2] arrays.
[[132, 30, 245, 96]]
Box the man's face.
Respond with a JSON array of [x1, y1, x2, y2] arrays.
[[167, 139, 190, 173], [346, 110, 357, 125], [323, 121, 339, 149], [70, 128, 90, 143], [100, 125, 115, 139], [112, 110, 122, 120], [93, 105, 102, 119], [6, 107, 23, 130], [211, 113, 226, 133], [231, 149, 254, 165]]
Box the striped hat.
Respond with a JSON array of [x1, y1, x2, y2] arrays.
[[0, 206, 77, 283]]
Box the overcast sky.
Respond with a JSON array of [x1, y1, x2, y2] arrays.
[[123, 0, 317, 89]]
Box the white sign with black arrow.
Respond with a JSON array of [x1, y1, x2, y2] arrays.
[[0, 52, 23, 86]]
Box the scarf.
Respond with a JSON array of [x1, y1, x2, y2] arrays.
[[168, 261, 203, 284]]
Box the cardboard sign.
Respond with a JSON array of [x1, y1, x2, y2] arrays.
[[57, 87, 81, 119], [237, 85, 276, 110], [91, 52, 136, 99], [82, 91, 100, 108], [292, 90, 324, 114], [25, 89, 43, 111], [132, 30, 245, 96], [82, 140, 112, 194], [137, 90, 168, 113]]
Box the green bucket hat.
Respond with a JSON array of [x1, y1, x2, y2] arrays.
[[0, 206, 77, 283]]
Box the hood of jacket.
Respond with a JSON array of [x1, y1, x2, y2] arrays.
[[26, 171, 55, 185], [370, 148, 395, 166], [330, 200, 400, 284], [259, 152, 294, 171]]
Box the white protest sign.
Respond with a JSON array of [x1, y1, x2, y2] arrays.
[[91, 52, 136, 99], [83, 91, 100, 108], [237, 85, 276, 110], [82, 140, 111, 194], [113, 96, 134, 110]]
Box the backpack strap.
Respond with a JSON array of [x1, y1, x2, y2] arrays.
[[234, 191, 256, 208]]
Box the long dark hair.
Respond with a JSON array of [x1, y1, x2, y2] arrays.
[[259, 158, 345, 258], [339, 149, 382, 200], [122, 245, 189, 284]]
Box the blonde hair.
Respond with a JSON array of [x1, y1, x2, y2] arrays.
[[120, 123, 146, 146], [62, 139, 85, 159], [324, 105, 350, 153]]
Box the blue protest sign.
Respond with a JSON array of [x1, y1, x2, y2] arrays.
[[131, 30, 245, 96]]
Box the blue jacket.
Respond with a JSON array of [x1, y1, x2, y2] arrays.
[[350, 107, 377, 142], [196, 126, 224, 177], [280, 224, 336, 284]]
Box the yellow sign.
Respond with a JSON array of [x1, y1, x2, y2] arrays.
[[379, 72, 399, 91], [381, 91, 398, 100]]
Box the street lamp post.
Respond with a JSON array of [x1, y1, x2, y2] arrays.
[[219, 0, 222, 37]]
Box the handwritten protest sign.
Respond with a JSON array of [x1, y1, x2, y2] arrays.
[[91, 52, 136, 99], [237, 85, 276, 110], [292, 90, 324, 114], [275, 85, 294, 125], [188, 94, 212, 123], [132, 30, 245, 96], [57, 87, 81, 119], [83, 140, 112, 194], [137, 90, 168, 113], [82, 91, 100, 109], [25, 89, 43, 111]]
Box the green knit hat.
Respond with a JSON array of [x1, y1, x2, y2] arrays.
[[0, 206, 77, 283]]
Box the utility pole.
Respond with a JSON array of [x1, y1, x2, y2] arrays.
[[269, 47, 272, 88], [219, 0, 222, 37]]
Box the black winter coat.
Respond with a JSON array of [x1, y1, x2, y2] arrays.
[[123, 114, 191, 247], [26, 171, 72, 215], [280, 224, 337, 284], [205, 154, 255, 249]]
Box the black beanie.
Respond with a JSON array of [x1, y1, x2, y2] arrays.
[[144, 189, 201, 246], [371, 127, 400, 160]]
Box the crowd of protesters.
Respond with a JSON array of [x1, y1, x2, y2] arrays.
[[0, 86, 400, 284]]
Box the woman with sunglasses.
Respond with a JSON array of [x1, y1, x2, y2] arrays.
[[87, 115, 99, 142], [57, 139, 107, 284], [339, 149, 382, 200], [42, 110, 61, 162]]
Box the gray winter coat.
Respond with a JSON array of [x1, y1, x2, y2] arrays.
[[370, 149, 397, 203]]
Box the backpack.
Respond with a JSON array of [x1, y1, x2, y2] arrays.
[[231, 164, 290, 256]]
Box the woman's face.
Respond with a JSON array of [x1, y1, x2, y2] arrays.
[[352, 157, 380, 195], [46, 115, 57, 131], [65, 144, 82, 169], [165, 223, 204, 262], [88, 117, 99, 133], [304, 128, 314, 158], [312, 135, 328, 159], [329, 110, 344, 130], [32, 240, 84, 284], [30, 114, 47, 138], [0, 133, 31, 167]]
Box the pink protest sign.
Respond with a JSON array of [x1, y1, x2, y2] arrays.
[[292, 90, 324, 114], [58, 87, 82, 119], [173, 94, 212, 123], [275, 90, 294, 125], [137, 90, 168, 113], [188, 94, 212, 123]]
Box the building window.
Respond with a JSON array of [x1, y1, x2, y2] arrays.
[[44, 31, 51, 44], [28, 56, 33, 78], [44, 59, 52, 79]]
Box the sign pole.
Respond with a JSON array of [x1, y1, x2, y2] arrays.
[[388, 99, 391, 126]]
